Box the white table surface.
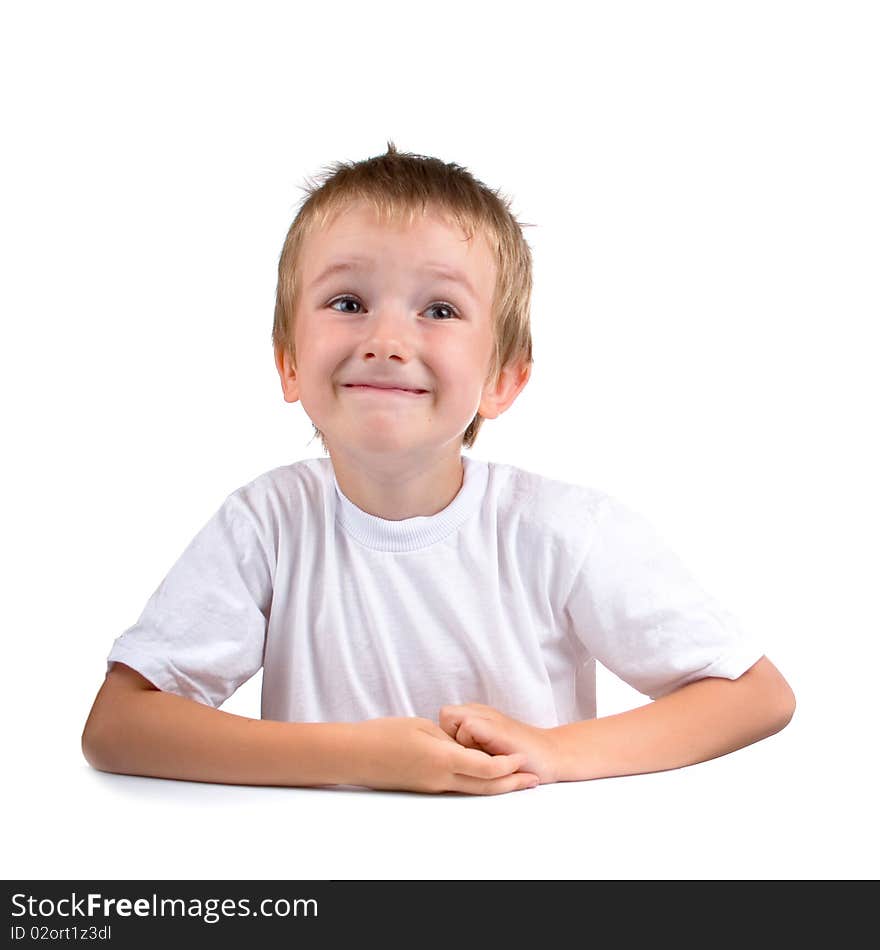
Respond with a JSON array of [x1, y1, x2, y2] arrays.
[[6, 656, 875, 881]]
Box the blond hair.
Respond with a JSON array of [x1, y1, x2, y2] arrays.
[[272, 141, 534, 450]]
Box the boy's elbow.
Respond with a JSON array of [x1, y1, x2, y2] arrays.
[[739, 655, 796, 735], [81, 695, 121, 773], [761, 667, 796, 735], [81, 711, 110, 772], [774, 682, 796, 731], [82, 663, 150, 773]]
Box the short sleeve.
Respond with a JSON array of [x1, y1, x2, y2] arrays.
[[106, 491, 274, 708], [563, 495, 764, 701]]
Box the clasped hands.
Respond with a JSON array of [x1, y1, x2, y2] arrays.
[[351, 703, 560, 796]]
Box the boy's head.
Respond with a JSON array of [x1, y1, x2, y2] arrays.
[[272, 142, 534, 459]]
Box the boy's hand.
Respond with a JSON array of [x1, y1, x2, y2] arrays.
[[439, 703, 559, 785], [349, 716, 540, 795]]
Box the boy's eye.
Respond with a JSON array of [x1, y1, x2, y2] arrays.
[[328, 296, 363, 315], [425, 301, 460, 321], [327, 295, 460, 320]]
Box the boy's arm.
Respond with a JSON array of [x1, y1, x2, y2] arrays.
[[440, 656, 796, 783], [550, 655, 796, 782], [81, 663, 538, 794], [81, 662, 357, 787]]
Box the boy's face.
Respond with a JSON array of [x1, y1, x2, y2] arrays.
[[275, 200, 529, 466]]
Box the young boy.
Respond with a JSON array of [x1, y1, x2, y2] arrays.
[[82, 142, 795, 795]]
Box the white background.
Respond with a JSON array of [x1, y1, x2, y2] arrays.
[[2, 0, 877, 880]]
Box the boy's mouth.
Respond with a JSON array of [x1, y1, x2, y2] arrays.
[[343, 384, 429, 395]]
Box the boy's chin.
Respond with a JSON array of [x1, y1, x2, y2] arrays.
[[327, 432, 461, 459]]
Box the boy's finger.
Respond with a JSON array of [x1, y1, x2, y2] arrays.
[[439, 705, 480, 735], [451, 748, 528, 780], [442, 711, 493, 748], [438, 711, 463, 739], [449, 771, 540, 796], [452, 722, 480, 749]]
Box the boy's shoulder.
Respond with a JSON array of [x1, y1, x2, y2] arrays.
[[217, 457, 333, 526], [486, 459, 611, 538], [233, 456, 331, 497]]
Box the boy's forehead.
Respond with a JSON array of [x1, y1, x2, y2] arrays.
[[300, 201, 497, 296]]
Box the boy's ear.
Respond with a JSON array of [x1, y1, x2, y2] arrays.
[[478, 360, 532, 420], [274, 342, 301, 404]]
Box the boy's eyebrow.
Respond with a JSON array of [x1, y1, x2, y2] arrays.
[[308, 258, 480, 302]]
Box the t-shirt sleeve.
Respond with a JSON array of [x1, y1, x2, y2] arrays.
[[563, 494, 765, 701], [106, 490, 274, 708]]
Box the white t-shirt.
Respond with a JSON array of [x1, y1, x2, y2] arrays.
[[106, 455, 764, 726]]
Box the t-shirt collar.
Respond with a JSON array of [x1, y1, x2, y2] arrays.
[[331, 455, 488, 551]]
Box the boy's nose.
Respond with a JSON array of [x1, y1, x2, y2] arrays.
[[359, 307, 414, 361]]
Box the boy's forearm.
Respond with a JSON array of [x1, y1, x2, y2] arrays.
[[548, 657, 796, 782], [83, 686, 358, 788]]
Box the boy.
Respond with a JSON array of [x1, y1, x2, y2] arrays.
[[82, 142, 796, 795]]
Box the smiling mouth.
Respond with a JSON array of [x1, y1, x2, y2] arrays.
[[343, 385, 429, 395]]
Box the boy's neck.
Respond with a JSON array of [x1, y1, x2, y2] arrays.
[[328, 447, 465, 521]]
